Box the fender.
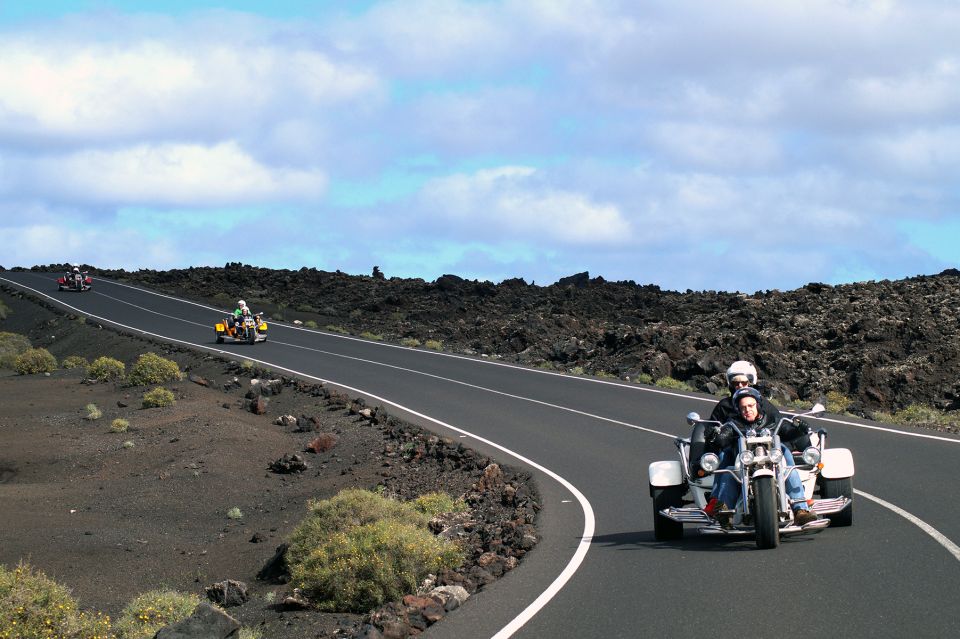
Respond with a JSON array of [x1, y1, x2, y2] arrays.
[[752, 468, 775, 479], [821, 447, 855, 479], [215, 322, 226, 332], [648, 460, 683, 488]]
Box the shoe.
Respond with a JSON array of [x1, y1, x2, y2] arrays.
[[794, 509, 818, 526], [716, 511, 734, 530], [703, 497, 720, 517]]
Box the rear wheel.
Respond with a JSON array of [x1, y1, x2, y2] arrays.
[[820, 477, 853, 527], [248, 328, 257, 344], [651, 485, 684, 541], [753, 476, 780, 549], [215, 330, 224, 344]]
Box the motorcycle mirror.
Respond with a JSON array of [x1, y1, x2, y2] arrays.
[[686, 412, 701, 425], [809, 403, 826, 416]]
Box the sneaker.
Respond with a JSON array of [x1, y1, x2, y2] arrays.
[[794, 509, 818, 526], [703, 497, 720, 517]]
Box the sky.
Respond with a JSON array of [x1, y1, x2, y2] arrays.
[[1, 0, 959, 293]]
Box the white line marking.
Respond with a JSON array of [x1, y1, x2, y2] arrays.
[[855, 489, 960, 561]]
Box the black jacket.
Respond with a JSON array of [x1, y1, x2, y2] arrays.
[[707, 395, 810, 451]]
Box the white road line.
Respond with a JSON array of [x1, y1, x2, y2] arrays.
[[855, 489, 960, 561]]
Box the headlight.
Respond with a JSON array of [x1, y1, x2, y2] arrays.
[[699, 453, 721, 473], [760, 428, 771, 437], [770, 448, 784, 464], [738, 450, 755, 465], [802, 447, 821, 465]]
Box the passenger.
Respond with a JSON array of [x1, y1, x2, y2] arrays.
[[705, 387, 819, 527]]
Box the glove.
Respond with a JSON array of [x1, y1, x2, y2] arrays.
[[704, 424, 719, 443], [714, 424, 737, 450]]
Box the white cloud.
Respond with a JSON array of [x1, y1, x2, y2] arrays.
[[0, 37, 381, 143], [420, 166, 631, 244], [649, 122, 782, 170], [5, 142, 327, 206]]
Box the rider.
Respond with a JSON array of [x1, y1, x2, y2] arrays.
[[705, 386, 819, 527], [229, 300, 248, 330], [687, 361, 780, 475], [709, 361, 778, 424]]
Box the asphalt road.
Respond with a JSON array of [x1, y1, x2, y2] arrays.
[[3, 271, 959, 638]]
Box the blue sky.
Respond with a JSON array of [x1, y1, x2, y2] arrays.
[[2, 1, 959, 292]]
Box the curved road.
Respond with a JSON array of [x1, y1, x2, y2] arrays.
[[2, 272, 958, 638]]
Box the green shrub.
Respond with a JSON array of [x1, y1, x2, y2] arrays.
[[114, 589, 198, 639], [87, 356, 125, 382], [410, 492, 467, 517], [128, 353, 182, 386], [85, 403, 102, 421], [400, 338, 421, 348], [0, 561, 112, 639], [633, 373, 654, 385], [325, 325, 348, 334], [286, 489, 463, 612], [14, 348, 57, 375], [227, 507, 243, 520], [142, 387, 175, 408], [290, 518, 462, 613], [111, 418, 129, 433], [569, 366, 585, 376], [241, 359, 255, 371], [122, 440, 135, 449], [825, 390, 852, 414], [360, 331, 383, 341], [654, 376, 694, 391], [296, 304, 319, 313], [61, 355, 89, 369], [0, 332, 32, 369], [288, 490, 429, 565], [594, 370, 616, 379], [239, 628, 263, 639], [304, 320, 318, 329], [424, 340, 442, 351]]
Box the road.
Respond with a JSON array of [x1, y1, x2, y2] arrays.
[[2, 271, 958, 638]]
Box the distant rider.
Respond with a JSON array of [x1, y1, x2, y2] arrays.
[[229, 300, 248, 330]]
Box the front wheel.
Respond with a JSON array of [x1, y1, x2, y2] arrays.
[[820, 477, 853, 527], [651, 485, 684, 541], [753, 476, 780, 549]]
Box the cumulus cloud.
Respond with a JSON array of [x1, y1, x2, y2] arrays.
[[0, 36, 381, 144], [0, 1, 957, 290], [4, 142, 328, 206], [419, 166, 631, 245]]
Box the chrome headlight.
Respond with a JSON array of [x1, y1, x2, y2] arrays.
[[760, 428, 771, 438], [699, 452, 720, 473], [770, 448, 784, 464], [802, 446, 822, 465], [738, 450, 755, 465]]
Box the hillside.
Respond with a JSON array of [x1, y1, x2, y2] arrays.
[[52, 263, 960, 421]]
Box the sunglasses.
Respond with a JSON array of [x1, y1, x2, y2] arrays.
[[732, 380, 751, 388]]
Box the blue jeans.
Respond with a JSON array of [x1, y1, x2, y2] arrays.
[[711, 444, 807, 511]]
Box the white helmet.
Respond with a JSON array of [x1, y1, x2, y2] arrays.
[[238, 300, 247, 308], [726, 360, 758, 389]]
